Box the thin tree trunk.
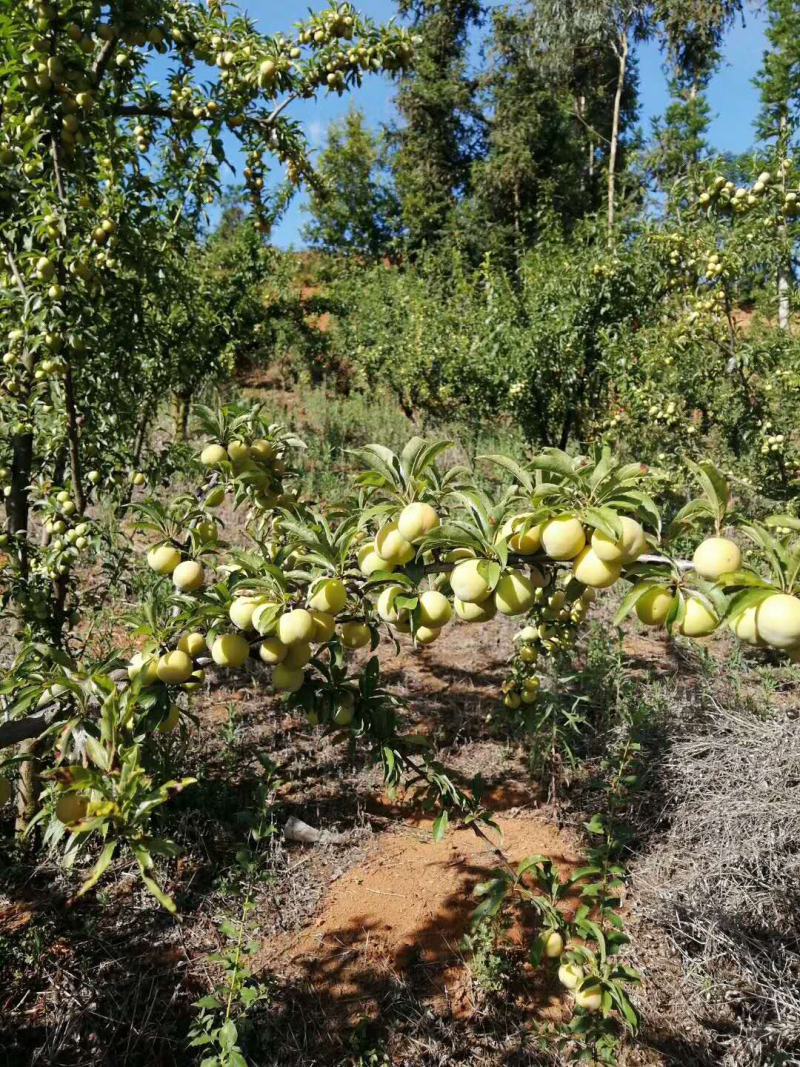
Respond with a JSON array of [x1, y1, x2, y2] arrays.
[[778, 116, 791, 330], [607, 27, 629, 245], [63, 362, 85, 512], [171, 392, 191, 442], [16, 740, 40, 835], [9, 432, 33, 573]]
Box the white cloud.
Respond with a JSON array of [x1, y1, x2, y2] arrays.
[[308, 119, 328, 146]]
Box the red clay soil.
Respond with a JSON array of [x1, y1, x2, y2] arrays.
[[258, 810, 584, 1023]]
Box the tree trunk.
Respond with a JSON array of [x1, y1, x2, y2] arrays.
[[778, 266, 790, 330], [171, 393, 191, 442], [63, 362, 85, 513], [607, 27, 629, 245], [778, 116, 791, 331], [9, 431, 33, 575], [15, 739, 40, 836]]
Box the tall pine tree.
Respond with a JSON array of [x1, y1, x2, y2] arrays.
[[754, 0, 800, 328], [469, 6, 639, 256], [301, 106, 400, 259], [388, 0, 483, 251], [646, 47, 717, 193]]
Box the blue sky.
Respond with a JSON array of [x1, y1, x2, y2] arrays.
[[150, 2, 772, 247]]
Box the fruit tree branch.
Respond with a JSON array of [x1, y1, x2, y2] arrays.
[[92, 38, 117, 82], [0, 707, 60, 749]]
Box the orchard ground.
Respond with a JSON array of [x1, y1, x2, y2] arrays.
[[1, 384, 799, 1067]]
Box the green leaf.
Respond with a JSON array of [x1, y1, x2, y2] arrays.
[[477, 454, 534, 493], [471, 876, 510, 924], [219, 1019, 238, 1050], [477, 559, 502, 592], [83, 735, 110, 772], [765, 514, 800, 532], [583, 506, 622, 542], [687, 459, 729, 522], [432, 810, 449, 842], [529, 448, 580, 484], [666, 496, 714, 539], [584, 814, 604, 835], [76, 840, 117, 898]]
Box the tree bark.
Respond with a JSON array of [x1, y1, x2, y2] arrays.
[[171, 392, 191, 442], [607, 26, 629, 245], [778, 117, 791, 331]]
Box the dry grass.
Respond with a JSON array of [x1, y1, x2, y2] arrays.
[[629, 679, 800, 1066]]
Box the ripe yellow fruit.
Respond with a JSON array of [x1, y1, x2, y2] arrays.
[[147, 544, 180, 574], [156, 650, 193, 684], [211, 633, 250, 667], [157, 704, 181, 733], [692, 537, 742, 581], [574, 984, 603, 1012], [446, 547, 476, 562], [397, 502, 439, 543], [200, 443, 228, 465], [635, 586, 673, 626], [229, 596, 265, 630], [450, 559, 492, 604], [377, 585, 409, 624], [56, 792, 88, 824], [572, 547, 622, 589], [250, 438, 276, 461], [541, 516, 586, 560], [756, 593, 800, 649], [277, 608, 315, 645], [415, 625, 441, 645], [498, 515, 542, 554], [495, 568, 545, 615], [285, 641, 312, 668], [273, 665, 304, 692], [259, 637, 288, 664], [591, 516, 647, 563], [679, 597, 718, 637], [309, 578, 348, 615], [729, 605, 765, 647], [375, 521, 414, 564], [541, 930, 564, 958], [173, 560, 204, 592], [454, 595, 497, 623], [227, 440, 250, 463], [128, 652, 159, 686], [178, 632, 206, 658], [341, 621, 371, 648], [357, 544, 395, 577], [0, 778, 12, 806], [309, 609, 336, 643], [558, 963, 584, 989], [418, 590, 452, 628]]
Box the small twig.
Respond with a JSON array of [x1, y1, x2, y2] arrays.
[[50, 137, 66, 201], [4, 248, 28, 300]]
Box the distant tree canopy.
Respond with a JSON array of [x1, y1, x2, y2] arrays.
[[299, 0, 797, 265], [301, 106, 401, 259]]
